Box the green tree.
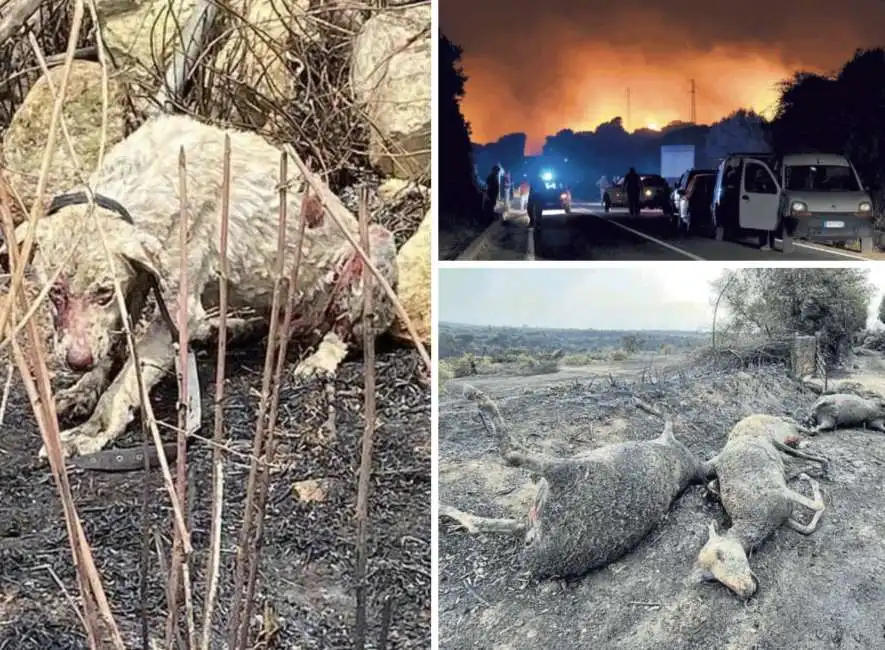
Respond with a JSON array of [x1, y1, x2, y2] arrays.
[[711, 268, 872, 361]]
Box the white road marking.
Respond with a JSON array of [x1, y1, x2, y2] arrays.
[[789, 240, 870, 260], [602, 219, 706, 261]]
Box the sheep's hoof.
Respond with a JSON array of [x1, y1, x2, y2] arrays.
[[39, 421, 110, 460], [55, 385, 100, 421]]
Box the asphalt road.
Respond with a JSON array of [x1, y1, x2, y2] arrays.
[[458, 201, 878, 262]]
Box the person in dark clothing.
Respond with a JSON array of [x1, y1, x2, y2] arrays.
[[485, 164, 501, 216], [624, 167, 641, 217]]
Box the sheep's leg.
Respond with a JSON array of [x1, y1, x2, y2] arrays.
[[293, 331, 350, 378], [440, 504, 525, 535], [292, 226, 398, 379], [783, 473, 825, 535], [771, 439, 828, 468], [813, 413, 837, 433], [40, 319, 175, 458], [191, 315, 266, 345], [785, 465, 827, 481], [503, 450, 554, 474], [706, 479, 720, 497], [867, 418, 885, 432], [55, 353, 117, 420], [785, 477, 825, 535], [701, 454, 720, 479]]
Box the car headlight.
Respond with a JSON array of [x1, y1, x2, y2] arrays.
[[790, 201, 808, 213], [859, 201, 872, 212], [644, 189, 652, 196]]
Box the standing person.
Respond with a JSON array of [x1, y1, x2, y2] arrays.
[[518, 177, 530, 211], [485, 164, 501, 216], [502, 170, 512, 205], [596, 174, 611, 204], [624, 167, 641, 217]]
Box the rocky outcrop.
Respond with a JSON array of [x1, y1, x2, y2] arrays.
[[390, 209, 430, 345], [350, 5, 430, 181], [2, 61, 128, 222], [208, 0, 311, 129]]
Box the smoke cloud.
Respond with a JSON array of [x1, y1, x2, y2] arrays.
[[441, 0, 885, 152]]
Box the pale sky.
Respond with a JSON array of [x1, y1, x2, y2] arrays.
[[438, 266, 885, 331]]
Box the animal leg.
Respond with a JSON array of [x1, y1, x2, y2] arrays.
[[701, 454, 720, 479], [785, 474, 825, 534], [502, 450, 554, 474], [771, 439, 828, 469], [440, 504, 525, 535], [867, 418, 885, 432], [292, 331, 349, 378], [706, 479, 720, 497], [191, 315, 266, 345], [783, 474, 824, 534], [813, 413, 836, 433], [40, 320, 174, 458], [54, 353, 116, 420]]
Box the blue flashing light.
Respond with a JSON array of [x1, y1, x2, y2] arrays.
[[540, 170, 554, 181]]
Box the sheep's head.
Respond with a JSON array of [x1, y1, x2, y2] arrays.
[[8, 207, 166, 372], [695, 521, 758, 599]]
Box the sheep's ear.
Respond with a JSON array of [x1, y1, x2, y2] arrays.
[[689, 565, 716, 583], [113, 226, 166, 286]]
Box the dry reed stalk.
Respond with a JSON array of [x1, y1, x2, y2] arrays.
[[1, 128, 124, 650], [165, 147, 196, 649], [237, 156, 309, 650], [284, 149, 431, 372], [0, 0, 85, 348], [201, 133, 232, 650], [353, 186, 376, 650], [226, 151, 290, 648]]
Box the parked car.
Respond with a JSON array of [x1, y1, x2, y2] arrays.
[[602, 174, 673, 214], [671, 168, 715, 213], [710, 152, 874, 252], [777, 153, 874, 253], [675, 172, 716, 235]]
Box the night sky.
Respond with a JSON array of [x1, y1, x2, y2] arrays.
[[441, 0, 885, 152]]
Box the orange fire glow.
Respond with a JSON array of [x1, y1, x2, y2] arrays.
[[460, 42, 800, 155]]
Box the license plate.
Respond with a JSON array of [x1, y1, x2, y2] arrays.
[[824, 220, 845, 228]]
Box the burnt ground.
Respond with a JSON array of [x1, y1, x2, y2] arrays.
[[438, 352, 885, 650], [0, 338, 430, 649]]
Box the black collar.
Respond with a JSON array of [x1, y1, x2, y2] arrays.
[[46, 191, 180, 341]]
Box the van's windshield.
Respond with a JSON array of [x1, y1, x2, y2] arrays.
[[784, 164, 861, 192]]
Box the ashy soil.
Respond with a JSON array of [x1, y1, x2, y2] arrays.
[[438, 351, 885, 650], [0, 339, 430, 649]]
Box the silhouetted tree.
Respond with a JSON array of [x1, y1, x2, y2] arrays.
[[771, 48, 885, 225], [439, 33, 482, 229], [704, 109, 771, 163]]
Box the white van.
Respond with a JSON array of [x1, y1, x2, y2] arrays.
[[710, 152, 874, 253]]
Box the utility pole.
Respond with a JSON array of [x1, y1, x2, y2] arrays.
[[626, 87, 631, 131], [689, 79, 696, 123]]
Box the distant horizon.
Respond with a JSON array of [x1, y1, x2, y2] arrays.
[[441, 321, 711, 333]]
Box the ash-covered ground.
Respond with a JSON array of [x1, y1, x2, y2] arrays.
[[0, 339, 430, 649], [438, 352, 885, 650]]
